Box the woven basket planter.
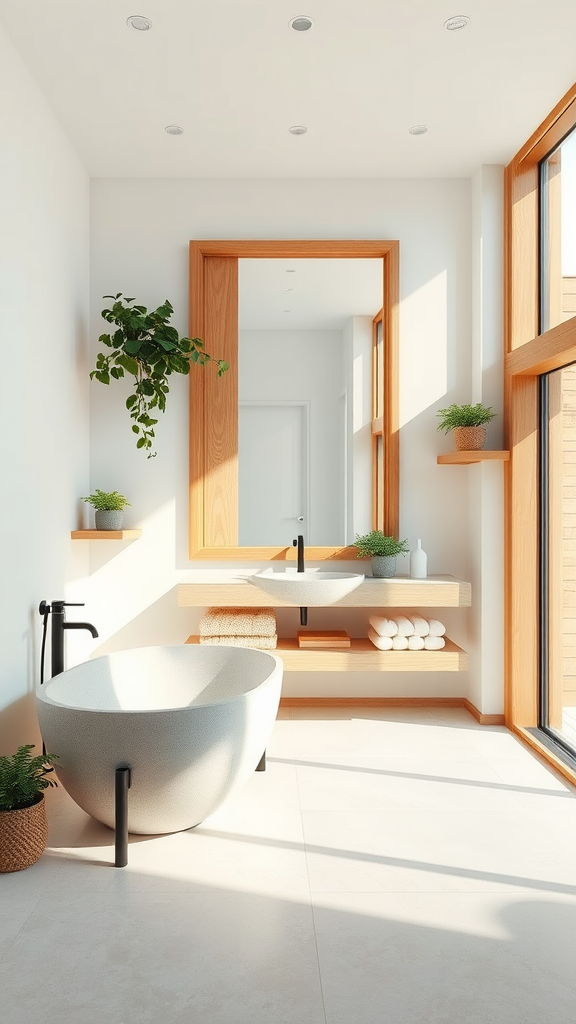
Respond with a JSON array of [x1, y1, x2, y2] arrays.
[[453, 426, 486, 451], [0, 795, 48, 872]]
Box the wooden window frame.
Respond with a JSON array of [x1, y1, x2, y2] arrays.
[[505, 82, 576, 783], [188, 240, 399, 560]]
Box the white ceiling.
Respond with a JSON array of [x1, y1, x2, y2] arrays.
[[1, 0, 576, 178], [239, 258, 383, 329]]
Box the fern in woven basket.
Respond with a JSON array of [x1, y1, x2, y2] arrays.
[[0, 745, 59, 812], [436, 403, 495, 433]]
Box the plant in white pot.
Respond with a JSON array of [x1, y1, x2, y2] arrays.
[[436, 402, 496, 452], [354, 531, 410, 578], [0, 745, 59, 873], [83, 489, 131, 531]]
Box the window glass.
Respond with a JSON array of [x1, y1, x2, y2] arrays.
[[541, 126, 576, 332]]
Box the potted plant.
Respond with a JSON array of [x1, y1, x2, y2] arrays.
[[0, 745, 59, 872], [354, 531, 410, 578], [90, 294, 228, 458], [436, 402, 496, 451], [83, 489, 131, 530]]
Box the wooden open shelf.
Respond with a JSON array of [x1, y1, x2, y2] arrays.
[[71, 530, 142, 541], [185, 636, 468, 672], [178, 575, 471, 609], [437, 451, 510, 465]]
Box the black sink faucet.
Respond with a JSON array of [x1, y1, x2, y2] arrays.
[[293, 534, 305, 573], [39, 600, 99, 679], [292, 535, 307, 625]]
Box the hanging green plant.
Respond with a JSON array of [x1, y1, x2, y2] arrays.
[[90, 294, 228, 457]]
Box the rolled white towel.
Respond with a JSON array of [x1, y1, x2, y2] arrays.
[[368, 627, 393, 651], [391, 635, 409, 650], [427, 619, 446, 637], [409, 615, 430, 637], [393, 615, 414, 637], [424, 636, 445, 650], [368, 615, 397, 638], [407, 635, 425, 650]]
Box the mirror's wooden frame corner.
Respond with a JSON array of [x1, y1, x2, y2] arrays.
[[188, 240, 400, 561]]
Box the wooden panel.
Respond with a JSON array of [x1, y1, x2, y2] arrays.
[[506, 375, 539, 727], [204, 257, 238, 547], [71, 530, 142, 540], [510, 725, 576, 789], [437, 451, 510, 465], [280, 696, 503, 724], [178, 574, 472, 608], [384, 241, 400, 538], [506, 317, 576, 376], [507, 160, 539, 350], [189, 240, 400, 560], [186, 635, 467, 671]]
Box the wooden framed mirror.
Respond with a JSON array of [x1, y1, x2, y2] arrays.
[[188, 240, 399, 560]]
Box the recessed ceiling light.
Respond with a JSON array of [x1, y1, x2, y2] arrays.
[[286, 269, 296, 273], [288, 125, 307, 135], [126, 15, 152, 31], [289, 15, 315, 31], [165, 125, 184, 135], [444, 15, 470, 31], [283, 309, 291, 313], [408, 124, 428, 136]]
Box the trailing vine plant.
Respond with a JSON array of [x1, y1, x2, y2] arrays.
[[91, 294, 228, 457]]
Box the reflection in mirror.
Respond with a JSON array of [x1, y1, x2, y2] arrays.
[[237, 259, 383, 547]]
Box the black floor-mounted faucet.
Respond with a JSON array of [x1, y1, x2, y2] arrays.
[[38, 600, 99, 679], [292, 535, 307, 626]]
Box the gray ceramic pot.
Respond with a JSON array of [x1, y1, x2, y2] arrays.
[[95, 509, 124, 531], [371, 555, 397, 578]]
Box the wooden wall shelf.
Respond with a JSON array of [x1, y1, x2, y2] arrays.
[[437, 451, 510, 465], [71, 530, 142, 541], [185, 635, 467, 672], [178, 575, 471, 609]]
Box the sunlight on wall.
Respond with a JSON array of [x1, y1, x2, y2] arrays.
[[65, 499, 179, 660], [399, 271, 448, 428]]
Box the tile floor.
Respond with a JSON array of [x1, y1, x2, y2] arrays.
[[1, 708, 576, 1023]]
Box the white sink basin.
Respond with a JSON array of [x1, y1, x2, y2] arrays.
[[248, 569, 365, 605]]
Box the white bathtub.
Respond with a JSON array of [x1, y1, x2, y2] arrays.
[[36, 645, 283, 834]]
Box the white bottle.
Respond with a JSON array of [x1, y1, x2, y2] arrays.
[[410, 539, 427, 579]]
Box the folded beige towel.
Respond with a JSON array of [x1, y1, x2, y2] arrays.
[[391, 635, 409, 650], [368, 616, 397, 638], [200, 607, 276, 638], [392, 616, 414, 637], [407, 635, 425, 650], [409, 615, 430, 638], [423, 636, 445, 650], [427, 619, 446, 637], [199, 634, 278, 649], [368, 627, 393, 651]]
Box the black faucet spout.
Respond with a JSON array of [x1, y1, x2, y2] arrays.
[[63, 622, 99, 639], [41, 600, 99, 679], [292, 534, 305, 573]]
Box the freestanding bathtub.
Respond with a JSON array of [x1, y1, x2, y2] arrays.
[[36, 645, 283, 835]]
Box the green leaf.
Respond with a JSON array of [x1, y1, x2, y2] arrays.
[[136, 437, 146, 449], [125, 394, 138, 409], [132, 424, 140, 433]]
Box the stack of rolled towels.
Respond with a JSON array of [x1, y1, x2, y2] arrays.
[[199, 607, 277, 649], [368, 614, 446, 651]]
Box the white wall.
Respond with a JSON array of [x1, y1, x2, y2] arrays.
[[87, 176, 479, 700], [0, 25, 90, 749]]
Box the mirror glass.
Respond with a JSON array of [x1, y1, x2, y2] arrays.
[[237, 258, 383, 547]]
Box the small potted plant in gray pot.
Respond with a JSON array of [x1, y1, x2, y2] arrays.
[[0, 744, 59, 872], [82, 489, 131, 530], [354, 531, 410, 578], [436, 402, 496, 451]]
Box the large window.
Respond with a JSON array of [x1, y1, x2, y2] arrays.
[[505, 82, 576, 782]]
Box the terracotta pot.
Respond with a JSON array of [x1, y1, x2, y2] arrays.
[[453, 426, 486, 451], [0, 794, 48, 872]]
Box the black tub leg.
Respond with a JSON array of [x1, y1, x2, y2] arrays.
[[115, 765, 131, 867], [255, 751, 266, 772]]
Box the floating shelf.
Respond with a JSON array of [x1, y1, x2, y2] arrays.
[[437, 451, 510, 465], [71, 530, 142, 541], [185, 636, 468, 672], [178, 575, 471, 609]]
